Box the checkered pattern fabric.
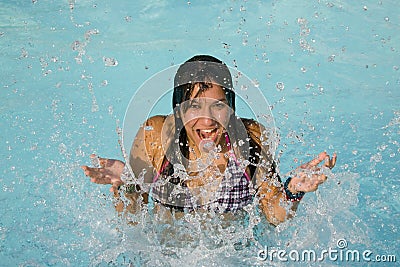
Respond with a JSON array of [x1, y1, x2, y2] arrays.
[[151, 156, 253, 212]]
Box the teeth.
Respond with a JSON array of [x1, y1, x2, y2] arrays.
[[197, 128, 218, 140]]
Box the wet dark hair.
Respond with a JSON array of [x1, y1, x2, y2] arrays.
[[172, 55, 235, 111]]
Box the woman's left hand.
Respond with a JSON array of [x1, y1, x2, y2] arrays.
[[288, 151, 337, 194]]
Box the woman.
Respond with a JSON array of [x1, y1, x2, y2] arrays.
[[81, 55, 337, 226]]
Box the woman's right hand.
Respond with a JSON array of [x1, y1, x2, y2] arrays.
[[81, 154, 125, 194]]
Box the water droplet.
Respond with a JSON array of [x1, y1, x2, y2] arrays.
[[253, 79, 260, 88], [103, 57, 118, 67], [305, 83, 314, 90], [370, 153, 382, 162], [20, 48, 28, 58], [276, 82, 285, 91], [84, 29, 99, 40]]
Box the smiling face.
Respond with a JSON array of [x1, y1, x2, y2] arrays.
[[180, 83, 232, 154]]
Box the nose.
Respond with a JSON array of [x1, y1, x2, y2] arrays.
[[199, 106, 217, 126], [200, 116, 217, 126]]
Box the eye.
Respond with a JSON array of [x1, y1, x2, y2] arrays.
[[188, 100, 201, 109], [213, 101, 226, 109]]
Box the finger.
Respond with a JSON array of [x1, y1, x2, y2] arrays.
[[330, 153, 337, 168], [81, 165, 95, 177], [316, 173, 327, 183], [82, 166, 106, 181], [300, 152, 327, 169], [324, 153, 337, 169], [110, 184, 120, 195]]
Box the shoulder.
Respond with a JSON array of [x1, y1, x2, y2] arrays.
[[143, 115, 175, 133], [143, 115, 175, 149], [240, 118, 263, 137], [144, 115, 167, 129]]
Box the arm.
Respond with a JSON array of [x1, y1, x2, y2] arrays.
[[257, 152, 337, 226], [81, 115, 170, 210], [128, 115, 169, 186], [242, 119, 288, 225], [244, 120, 337, 226], [125, 115, 169, 205]]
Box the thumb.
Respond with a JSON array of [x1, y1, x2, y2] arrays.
[[110, 181, 122, 197], [110, 183, 121, 197]]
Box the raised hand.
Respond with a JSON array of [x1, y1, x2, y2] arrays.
[[288, 151, 337, 194], [81, 154, 125, 194]]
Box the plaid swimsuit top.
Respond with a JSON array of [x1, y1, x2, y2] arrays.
[[151, 134, 253, 212]]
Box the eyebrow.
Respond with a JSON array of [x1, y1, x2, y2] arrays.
[[190, 97, 227, 102]]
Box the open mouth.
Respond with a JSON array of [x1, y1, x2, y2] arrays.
[[196, 128, 219, 141]]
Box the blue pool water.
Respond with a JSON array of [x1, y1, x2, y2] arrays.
[[1, 0, 399, 266]]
